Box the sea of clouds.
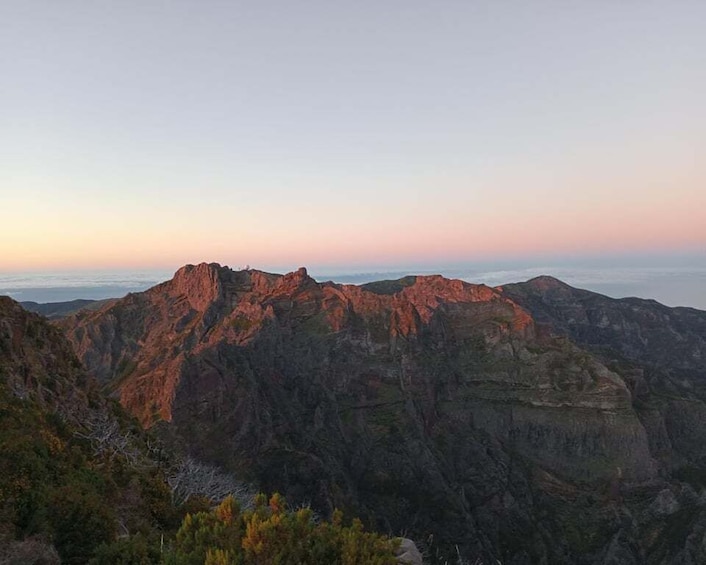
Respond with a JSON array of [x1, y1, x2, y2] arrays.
[[320, 265, 706, 310], [2, 264, 704, 310], [0, 270, 173, 303]]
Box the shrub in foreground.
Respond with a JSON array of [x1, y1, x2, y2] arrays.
[[166, 493, 399, 565]]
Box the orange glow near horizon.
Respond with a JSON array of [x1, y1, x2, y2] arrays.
[[3, 152, 704, 273], [2, 208, 703, 273]]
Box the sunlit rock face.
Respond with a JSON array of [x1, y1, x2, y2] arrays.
[[58, 264, 706, 563]]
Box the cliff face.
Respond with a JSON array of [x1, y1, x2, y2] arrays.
[[59, 265, 706, 563], [501, 276, 706, 470]]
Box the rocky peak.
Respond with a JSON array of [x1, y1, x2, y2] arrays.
[[169, 262, 226, 311], [514, 275, 582, 300], [398, 276, 499, 309], [274, 266, 316, 294], [524, 275, 568, 289]]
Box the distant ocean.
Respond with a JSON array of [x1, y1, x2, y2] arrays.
[[1, 263, 705, 311]]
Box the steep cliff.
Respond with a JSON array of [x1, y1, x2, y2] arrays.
[[59, 265, 706, 563], [501, 276, 706, 470]]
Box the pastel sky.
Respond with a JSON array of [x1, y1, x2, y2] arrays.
[[1, 1, 704, 273]]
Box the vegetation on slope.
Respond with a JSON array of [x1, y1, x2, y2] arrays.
[[160, 493, 399, 565], [0, 296, 401, 564], [0, 365, 183, 563]]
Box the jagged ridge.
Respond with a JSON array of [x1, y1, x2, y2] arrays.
[[55, 263, 701, 562]]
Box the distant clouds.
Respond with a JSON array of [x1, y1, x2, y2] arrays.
[[316, 260, 706, 310], [2, 259, 705, 310], [467, 266, 706, 287], [0, 269, 173, 303]]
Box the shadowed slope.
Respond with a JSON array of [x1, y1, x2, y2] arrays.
[[58, 264, 687, 562]]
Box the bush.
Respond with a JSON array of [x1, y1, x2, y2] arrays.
[[167, 493, 399, 565], [90, 533, 161, 565]]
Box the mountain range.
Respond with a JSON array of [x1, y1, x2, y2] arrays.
[[7, 262, 706, 563]]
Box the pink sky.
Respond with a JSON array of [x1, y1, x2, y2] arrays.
[[1, 2, 704, 272]]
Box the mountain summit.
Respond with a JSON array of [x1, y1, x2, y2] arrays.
[[58, 263, 706, 563], [63, 263, 537, 426]]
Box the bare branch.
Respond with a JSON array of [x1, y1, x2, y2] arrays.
[[166, 456, 255, 508]]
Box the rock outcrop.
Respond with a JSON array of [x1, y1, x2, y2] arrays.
[[58, 265, 706, 563], [396, 538, 423, 565]]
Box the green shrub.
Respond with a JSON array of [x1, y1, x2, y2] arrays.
[[167, 493, 399, 565]]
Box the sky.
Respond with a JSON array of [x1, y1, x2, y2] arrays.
[[1, 1, 705, 273]]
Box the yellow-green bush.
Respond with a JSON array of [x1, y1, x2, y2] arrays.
[[167, 493, 399, 565]]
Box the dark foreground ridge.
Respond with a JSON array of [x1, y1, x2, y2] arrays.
[[54, 264, 706, 563], [0, 296, 177, 562]]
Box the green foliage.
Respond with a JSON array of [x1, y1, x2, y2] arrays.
[[168, 496, 244, 565], [0, 305, 397, 564], [0, 384, 176, 563], [90, 533, 162, 565], [166, 493, 399, 565], [361, 276, 417, 296], [113, 357, 139, 387], [50, 486, 116, 564], [231, 315, 255, 332]]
